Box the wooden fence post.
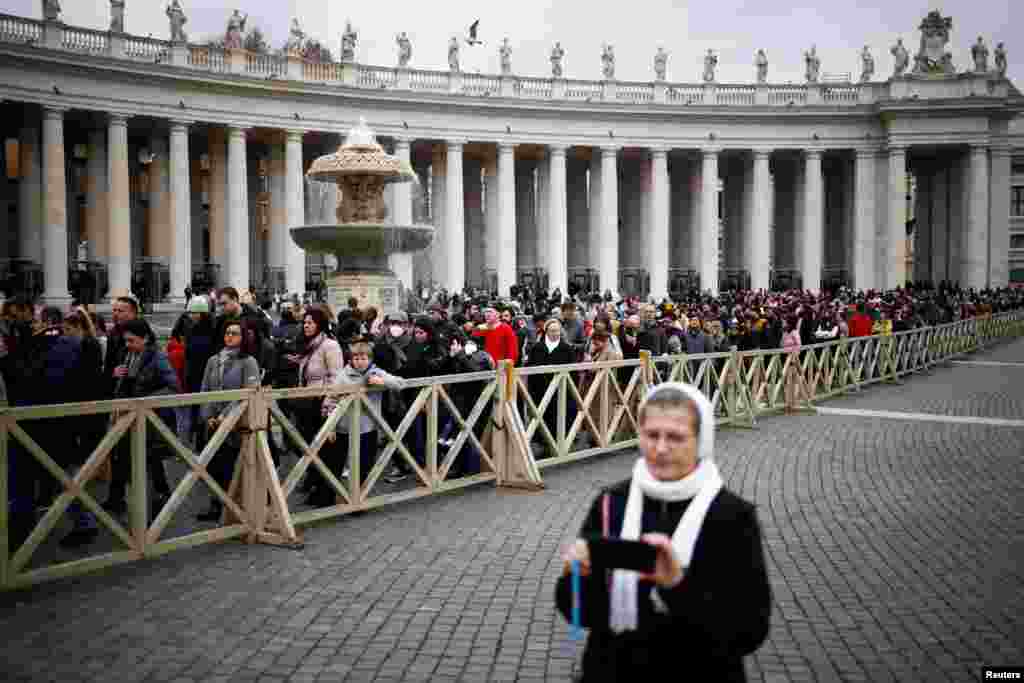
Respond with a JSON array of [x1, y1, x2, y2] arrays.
[[494, 360, 543, 491]]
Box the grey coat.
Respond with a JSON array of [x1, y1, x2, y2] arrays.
[[199, 351, 261, 421], [325, 364, 405, 434]]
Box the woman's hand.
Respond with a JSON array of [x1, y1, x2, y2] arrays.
[[327, 432, 337, 443], [639, 533, 684, 588], [561, 539, 591, 577], [367, 375, 385, 386]]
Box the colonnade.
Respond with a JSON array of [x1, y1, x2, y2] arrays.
[[7, 103, 1012, 303]]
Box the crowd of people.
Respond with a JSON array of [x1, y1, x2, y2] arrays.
[[1, 280, 1020, 551]]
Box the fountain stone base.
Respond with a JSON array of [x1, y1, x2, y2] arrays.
[[327, 271, 401, 315]]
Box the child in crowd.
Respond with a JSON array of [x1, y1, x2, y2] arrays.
[[325, 338, 405, 491]]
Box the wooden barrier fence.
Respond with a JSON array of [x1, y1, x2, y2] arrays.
[[1, 310, 1021, 590]]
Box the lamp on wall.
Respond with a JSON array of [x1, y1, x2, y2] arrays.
[[4, 138, 18, 180]]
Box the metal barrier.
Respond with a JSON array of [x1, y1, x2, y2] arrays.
[[1, 310, 1022, 590]]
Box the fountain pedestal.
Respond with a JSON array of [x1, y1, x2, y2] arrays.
[[327, 272, 401, 314]]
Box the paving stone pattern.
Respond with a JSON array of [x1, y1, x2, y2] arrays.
[[1, 340, 1022, 682]]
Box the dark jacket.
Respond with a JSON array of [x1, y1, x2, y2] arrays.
[[555, 480, 771, 682], [526, 338, 577, 403], [184, 320, 217, 394], [19, 331, 86, 406], [112, 343, 180, 400]]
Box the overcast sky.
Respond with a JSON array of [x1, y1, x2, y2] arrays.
[[4, 0, 1018, 85]]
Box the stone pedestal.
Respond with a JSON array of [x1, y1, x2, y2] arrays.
[[327, 272, 400, 315]]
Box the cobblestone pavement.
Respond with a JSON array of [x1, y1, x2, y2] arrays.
[[1, 340, 1022, 682]]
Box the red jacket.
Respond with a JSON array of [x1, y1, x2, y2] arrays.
[[472, 323, 519, 365], [166, 337, 186, 391], [848, 313, 873, 338]]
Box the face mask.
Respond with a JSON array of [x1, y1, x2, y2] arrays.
[[464, 342, 478, 355], [389, 325, 404, 338]]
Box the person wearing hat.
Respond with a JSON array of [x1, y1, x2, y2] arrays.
[[556, 383, 771, 681]]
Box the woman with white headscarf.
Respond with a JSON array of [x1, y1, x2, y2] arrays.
[[555, 382, 771, 682]]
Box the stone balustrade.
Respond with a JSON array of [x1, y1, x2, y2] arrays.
[[17, 11, 1016, 108]]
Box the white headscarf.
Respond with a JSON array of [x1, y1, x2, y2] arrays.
[[608, 382, 723, 633]]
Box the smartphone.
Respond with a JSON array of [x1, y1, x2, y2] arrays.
[[588, 538, 658, 573]]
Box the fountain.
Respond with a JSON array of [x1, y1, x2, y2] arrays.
[[290, 117, 432, 314]]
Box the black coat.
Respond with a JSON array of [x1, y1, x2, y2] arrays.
[[555, 479, 771, 682], [526, 339, 576, 403]]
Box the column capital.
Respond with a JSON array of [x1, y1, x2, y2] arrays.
[[107, 113, 131, 127], [990, 144, 1012, 158], [498, 141, 517, 154], [649, 146, 669, 157], [968, 142, 990, 153], [285, 130, 305, 144], [701, 147, 721, 158], [42, 105, 68, 119], [886, 143, 908, 154], [168, 119, 191, 133], [547, 143, 567, 155], [227, 125, 251, 138], [600, 145, 619, 156], [392, 137, 412, 149], [446, 139, 467, 149], [854, 145, 880, 158], [804, 149, 823, 160], [752, 149, 773, 161]]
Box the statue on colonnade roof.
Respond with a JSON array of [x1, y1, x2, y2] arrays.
[[224, 9, 246, 49], [42, 0, 60, 22], [551, 42, 565, 78], [448, 36, 460, 72], [109, 0, 125, 33], [911, 10, 954, 75], [890, 38, 909, 77], [285, 18, 305, 55], [166, 0, 187, 43], [499, 38, 512, 75], [601, 44, 615, 80], [859, 45, 874, 82], [340, 20, 357, 62], [755, 49, 767, 83], [396, 32, 412, 67], [971, 36, 989, 73], [994, 42, 1007, 78], [654, 47, 669, 82], [703, 48, 717, 82], [804, 45, 820, 83]]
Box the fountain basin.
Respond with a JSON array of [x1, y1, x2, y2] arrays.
[[290, 224, 433, 262]]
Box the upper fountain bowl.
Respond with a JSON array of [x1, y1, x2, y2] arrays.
[[305, 116, 417, 185]]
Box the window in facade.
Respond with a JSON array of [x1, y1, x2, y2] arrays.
[[1012, 186, 1024, 217], [1011, 235, 1024, 250]]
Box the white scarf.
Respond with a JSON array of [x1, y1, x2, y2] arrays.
[[608, 382, 723, 634]]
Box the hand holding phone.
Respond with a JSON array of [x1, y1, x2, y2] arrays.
[[587, 538, 658, 574]]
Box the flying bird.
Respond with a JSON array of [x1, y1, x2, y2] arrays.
[[466, 19, 483, 46]]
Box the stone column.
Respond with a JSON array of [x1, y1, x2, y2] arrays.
[[648, 147, 670, 300], [444, 140, 465, 292], [227, 126, 250, 290], [463, 158, 484, 288], [389, 138, 414, 292], [599, 146, 619, 296], [431, 145, 447, 287], [169, 121, 192, 303], [802, 150, 824, 292], [285, 131, 306, 295], [42, 106, 70, 303], [18, 124, 43, 265], [964, 144, 989, 290], [497, 143, 517, 296], [482, 153, 499, 291], [147, 134, 170, 267], [83, 127, 108, 264], [988, 145, 1011, 288], [588, 151, 603, 269], [750, 150, 772, 291], [107, 113, 132, 297], [566, 157, 589, 272], [699, 149, 719, 296], [547, 144, 568, 297], [688, 158, 702, 272], [208, 128, 228, 286], [536, 153, 549, 279], [515, 160, 536, 271], [853, 149, 877, 290], [885, 145, 908, 290], [268, 135, 287, 292]]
